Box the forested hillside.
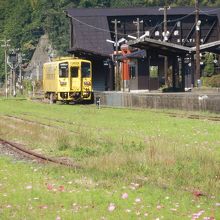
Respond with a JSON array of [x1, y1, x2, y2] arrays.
[[0, 0, 220, 81]]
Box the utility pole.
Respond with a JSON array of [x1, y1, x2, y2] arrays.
[[195, 0, 201, 86], [133, 18, 143, 39], [18, 52, 23, 95], [12, 67, 16, 96], [159, 5, 170, 87], [1, 38, 10, 98], [164, 6, 169, 87], [111, 19, 120, 91], [8, 50, 19, 97]]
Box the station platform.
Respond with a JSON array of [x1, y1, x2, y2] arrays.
[[94, 90, 220, 113]]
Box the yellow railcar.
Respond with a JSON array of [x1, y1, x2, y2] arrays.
[[43, 57, 92, 103]]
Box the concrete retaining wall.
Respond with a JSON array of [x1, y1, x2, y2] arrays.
[[94, 91, 220, 113], [192, 88, 220, 93]]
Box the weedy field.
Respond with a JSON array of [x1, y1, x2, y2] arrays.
[[0, 98, 219, 220]]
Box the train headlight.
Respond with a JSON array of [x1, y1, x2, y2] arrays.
[[60, 81, 67, 86], [84, 81, 91, 86]]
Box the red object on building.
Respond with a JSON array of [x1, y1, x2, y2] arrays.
[[121, 44, 131, 81]]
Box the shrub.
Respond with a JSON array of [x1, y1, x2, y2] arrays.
[[204, 53, 215, 77], [201, 74, 220, 87]]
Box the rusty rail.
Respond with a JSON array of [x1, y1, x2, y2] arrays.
[[0, 138, 79, 168]]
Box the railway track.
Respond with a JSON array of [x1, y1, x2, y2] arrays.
[[4, 113, 111, 134], [30, 95, 220, 122], [165, 112, 220, 122], [3, 115, 82, 135], [0, 138, 79, 168]]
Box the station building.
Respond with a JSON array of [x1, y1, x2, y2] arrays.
[[65, 7, 220, 91]]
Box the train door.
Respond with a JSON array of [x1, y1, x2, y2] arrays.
[[70, 63, 80, 92], [81, 62, 92, 99], [58, 62, 69, 92]]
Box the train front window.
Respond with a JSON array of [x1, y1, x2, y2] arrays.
[[81, 62, 91, 78], [71, 66, 79, 77], [59, 62, 68, 77]]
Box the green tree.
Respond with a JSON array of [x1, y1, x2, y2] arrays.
[[0, 0, 219, 83], [111, 0, 145, 7], [204, 52, 215, 77]]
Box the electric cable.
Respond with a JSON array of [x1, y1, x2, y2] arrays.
[[71, 11, 196, 36], [200, 7, 220, 13], [71, 8, 219, 37]]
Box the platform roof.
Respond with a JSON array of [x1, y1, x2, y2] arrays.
[[128, 37, 193, 56], [128, 38, 220, 56], [192, 40, 220, 54], [68, 47, 110, 59]]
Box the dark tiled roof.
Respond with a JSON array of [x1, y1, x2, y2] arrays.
[[66, 7, 220, 56], [66, 7, 220, 17], [71, 16, 113, 56]]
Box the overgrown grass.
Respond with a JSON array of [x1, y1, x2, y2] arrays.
[[0, 98, 220, 219], [0, 157, 219, 220]]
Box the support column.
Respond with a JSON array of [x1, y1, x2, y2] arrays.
[[181, 57, 185, 91], [146, 51, 150, 90], [191, 54, 195, 88], [9, 70, 13, 96], [12, 69, 15, 96], [195, 0, 201, 85], [122, 59, 130, 91], [108, 60, 114, 91], [172, 56, 177, 89]]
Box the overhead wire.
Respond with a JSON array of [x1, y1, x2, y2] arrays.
[[71, 7, 219, 37], [71, 16, 138, 36], [167, 10, 196, 23], [71, 12, 196, 36], [200, 7, 220, 13], [71, 16, 116, 34], [199, 7, 220, 17], [146, 10, 196, 33]]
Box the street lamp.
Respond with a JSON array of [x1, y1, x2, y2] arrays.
[[1, 39, 11, 98], [128, 31, 150, 41], [106, 38, 126, 47], [196, 20, 201, 31], [7, 49, 20, 97], [162, 31, 170, 42], [128, 35, 137, 40], [106, 37, 126, 91]]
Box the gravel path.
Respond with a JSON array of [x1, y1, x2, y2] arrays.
[[0, 142, 36, 163]]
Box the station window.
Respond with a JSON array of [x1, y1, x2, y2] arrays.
[[59, 62, 68, 77], [150, 66, 158, 78], [71, 66, 79, 77], [81, 62, 91, 78]]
